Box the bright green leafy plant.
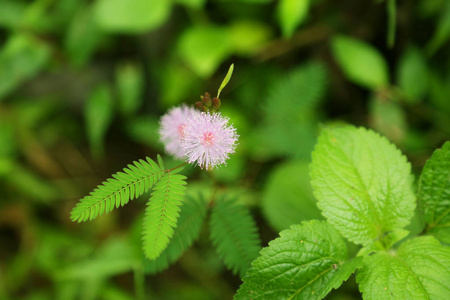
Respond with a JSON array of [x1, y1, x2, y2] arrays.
[[71, 65, 261, 275], [235, 126, 450, 299]]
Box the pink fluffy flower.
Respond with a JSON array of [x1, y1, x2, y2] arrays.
[[181, 112, 238, 169], [159, 105, 199, 159]]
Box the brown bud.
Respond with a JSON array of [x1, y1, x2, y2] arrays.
[[195, 101, 204, 110], [212, 97, 221, 109]]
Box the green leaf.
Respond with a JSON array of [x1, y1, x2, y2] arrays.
[[357, 236, 450, 299], [217, 0, 272, 2], [228, 20, 272, 56], [428, 226, 450, 245], [235, 220, 355, 300], [213, 153, 246, 184], [85, 84, 114, 158], [177, 26, 232, 78], [262, 161, 322, 232], [369, 96, 407, 144], [56, 236, 139, 280], [397, 47, 428, 103], [310, 126, 415, 247], [70, 157, 164, 222], [386, 0, 396, 47], [256, 62, 327, 159], [0, 119, 16, 160], [157, 154, 165, 171], [331, 35, 389, 89], [426, 1, 450, 56], [277, 0, 310, 38], [160, 61, 202, 107], [0, 33, 50, 99], [419, 142, 450, 235], [7, 164, 59, 203], [142, 172, 187, 260], [144, 196, 207, 274], [173, 0, 206, 8], [94, 0, 171, 33], [125, 116, 162, 149], [265, 62, 327, 116], [0, 0, 27, 28], [65, 5, 103, 66], [116, 63, 144, 116], [217, 64, 234, 98], [210, 197, 261, 277]]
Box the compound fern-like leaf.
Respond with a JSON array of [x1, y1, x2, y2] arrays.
[[142, 171, 187, 260], [144, 195, 207, 274], [210, 196, 261, 277], [71, 156, 164, 222]]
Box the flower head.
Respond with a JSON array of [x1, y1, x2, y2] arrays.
[[159, 105, 199, 159], [181, 112, 238, 169]]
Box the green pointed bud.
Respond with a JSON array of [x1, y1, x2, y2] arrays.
[[203, 95, 212, 108], [201, 92, 211, 107], [212, 97, 221, 109]]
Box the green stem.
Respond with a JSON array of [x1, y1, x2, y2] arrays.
[[207, 169, 220, 207], [166, 162, 188, 173], [387, 0, 396, 48]]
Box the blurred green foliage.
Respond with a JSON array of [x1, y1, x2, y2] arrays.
[[0, 0, 449, 299]]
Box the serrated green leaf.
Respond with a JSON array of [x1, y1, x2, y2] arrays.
[[71, 157, 164, 222], [310, 126, 415, 247], [262, 161, 322, 232], [85, 84, 114, 158], [235, 220, 353, 300], [419, 141, 450, 237], [210, 197, 261, 277], [331, 35, 389, 89], [277, 0, 310, 38], [94, 0, 171, 33], [142, 172, 187, 260], [396, 47, 428, 103], [324, 256, 364, 293], [357, 236, 450, 300], [143, 196, 207, 274]]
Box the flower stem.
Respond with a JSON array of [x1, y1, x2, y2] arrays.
[[166, 162, 188, 172]]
